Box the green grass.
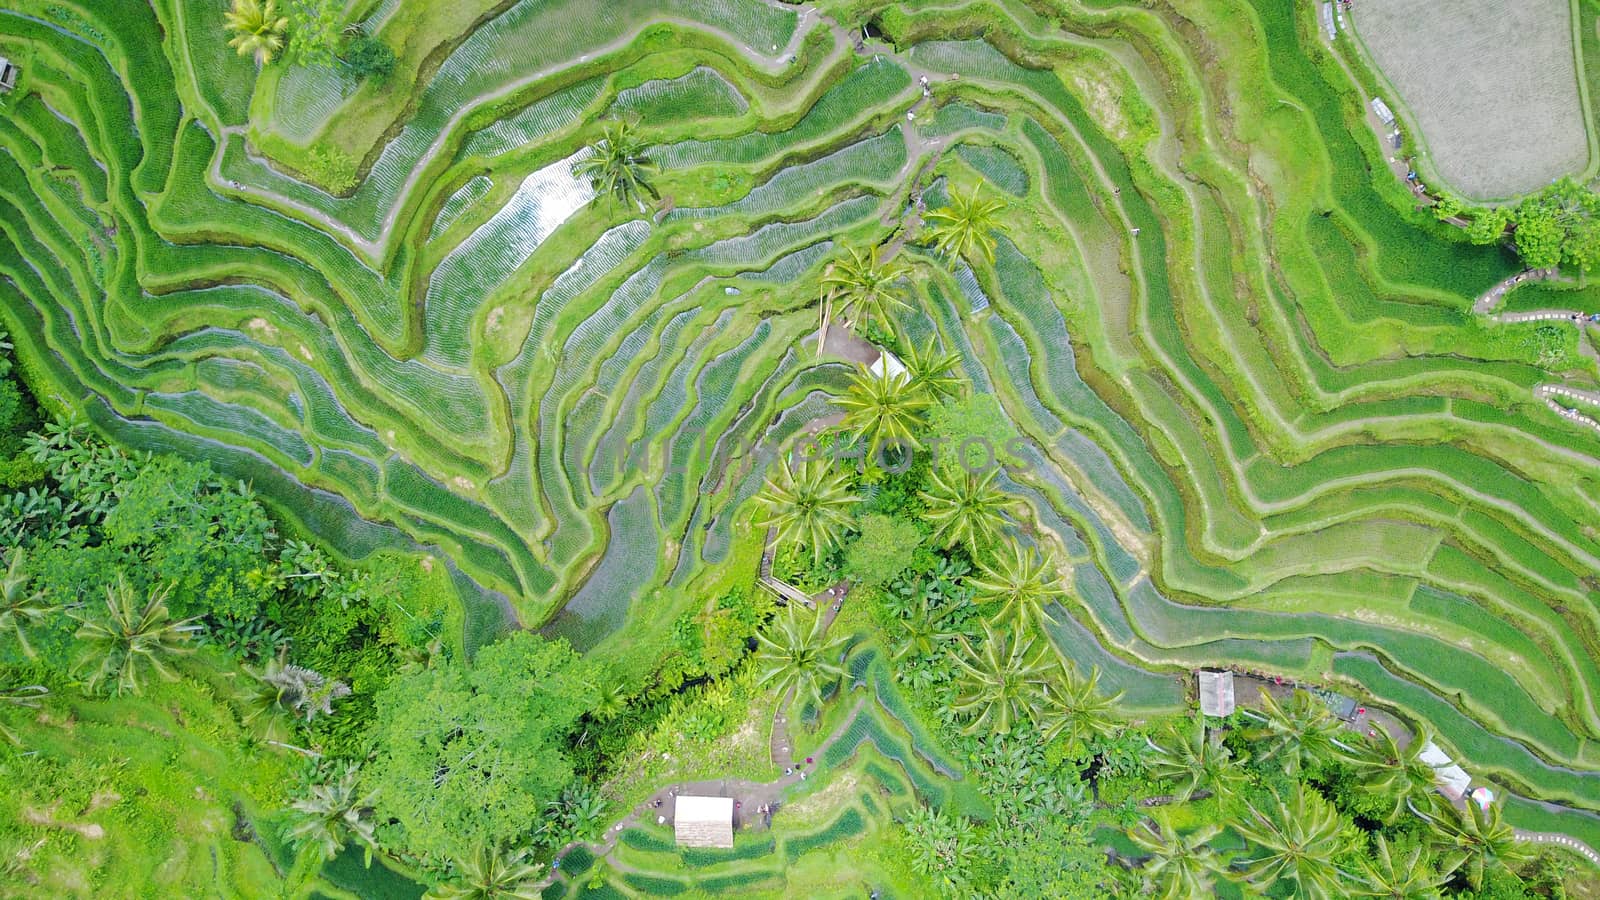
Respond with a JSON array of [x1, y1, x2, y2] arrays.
[[0, 657, 296, 896]]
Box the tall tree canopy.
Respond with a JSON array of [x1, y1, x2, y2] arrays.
[[368, 632, 598, 865]]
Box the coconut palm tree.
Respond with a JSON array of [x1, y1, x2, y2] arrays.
[[1414, 795, 1530, 891], [819, 245, 912, 342], [589, 671, 630, 722], [1037, 657, 1121, 751], [754, 607, 850, 709], [283, 766, 378, 863], [888, 586, 964, 664], [243, 656, 351, 728], [923, 182, 1005, 266], [0, 551, 52, 657], [1234, 783, 1353, 899], [426, 844, 545, 900], [920, 465, 1013, 554], [898, 332, 963, 401], [836, 363, 930, 454], [0, 681, 47, 746], [72, 575, 200, 696], [573, 120, 659, 213], [1127, 818, 1229, 900], [967, 542, 1063, 633], [238, 655, 297, 741], [1353, 835, 1459, 899], [949, 623, 1051, 735], [224, 0, 289, 67], [756, 456, 858, 567], [1144, 714, 1249, 802], [1347, 726, 1443, 823], [1247, 688, 1352, 775]]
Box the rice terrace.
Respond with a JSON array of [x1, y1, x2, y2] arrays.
[[7, 0, 1600, 896]]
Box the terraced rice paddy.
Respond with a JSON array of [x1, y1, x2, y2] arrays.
[[4, 0, 1600, 853]]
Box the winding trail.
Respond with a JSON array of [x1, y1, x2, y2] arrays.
[[1471, 268, 1600, 434]]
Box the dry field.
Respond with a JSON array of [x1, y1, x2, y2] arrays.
[[1351, 0, 1591, 199]]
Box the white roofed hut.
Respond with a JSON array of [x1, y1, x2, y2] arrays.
[[0, 58, 17, 92], [1416, 740, 1473, 802], [1197, 669, 1235, 717], [868, 348, 908, 382], [673, 795, 734, 849]]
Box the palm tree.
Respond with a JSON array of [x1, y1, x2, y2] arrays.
[[1347, 726, 1442, 823], [425, 844, 545, 900], [243, 656, 351, 730], [590, 672, 629, 722], [1144, 714, 1249, 802], [819, 245, 912, 342], [283, 766, 378, 863], [923, 182, 1005, 266], [949, 623, 1050, 735], [888, 588, 963, 665], [920, 465, 1013, 554], [72, 575, 200, 696], [967, 543, 1063, 633], [1127, 818, 1229, 900], [1234, 783, 1353, 899], [1414, 795, 1530, 891], [836, 364, 930, 454], [898, 332, 963, 402], [1038, 657, 1121, 751], [0, 681, 47, 746], [1353, 835, 1459, 899], [754, 607, 851, 709], [239, 656, 296, 741], [0, 551, 52, 657], [1246, 688, 1352, 775], [224, 0, 288, 67], [756, 456, 858, 567], [573, 120, 659, 213]]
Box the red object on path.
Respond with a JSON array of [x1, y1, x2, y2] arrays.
[[805, 757, 814, 764], [1357, 707, 1366, 715]]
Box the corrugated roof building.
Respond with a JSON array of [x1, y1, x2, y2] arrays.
[[1197, 669, 1235, 717], [674, 795, 734, 849]]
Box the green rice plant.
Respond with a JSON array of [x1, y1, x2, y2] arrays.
[[545, 485, 658, 650], [922, 102, 1007, 137], [955, 143, 1029, 196], [621, 827, 676, 853], [693, 869, 785, 893], [668, 128, 906, 221], [612, 66, 749, 124], [781, 807, 864, 862], [680, 836, 777, 867], [657, 59, 912, 169], [622, 872, 690, 895]]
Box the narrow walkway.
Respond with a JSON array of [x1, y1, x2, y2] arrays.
[[1473, 268, 1561, 315], [1517, 831, 1600, 866]]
